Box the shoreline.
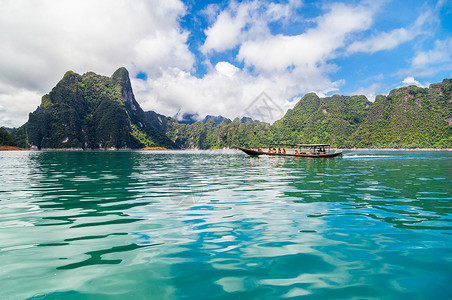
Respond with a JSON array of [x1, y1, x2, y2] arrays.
[[336, 148, 452, 151], [0, 146, 27, 151], [0, 146, 452, 152], [140, 147, 169, 150], [235, 147, 452, 152], [1, 146, 451, 152]]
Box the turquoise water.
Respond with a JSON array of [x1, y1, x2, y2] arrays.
[[0, 150, 451, 299]]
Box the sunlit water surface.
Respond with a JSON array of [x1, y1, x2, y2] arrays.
[[0, 150, 451, 299]]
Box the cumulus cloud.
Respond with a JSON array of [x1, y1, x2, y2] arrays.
[[201, 2, 251, 53], [0, 89, 42, 128], [3, 0, 440, 129], [215, 61, 240, 78], [135, 57, 346, 124], [201, 0, 303, 54], [201, 1, 375, 86], [238, 3, 373, 73], [182, 1, 374, 122], [402, 76, 426, 87], [352, 83, 382, 102], [134, 63, 294, 122], [0, 0, 193, 127]]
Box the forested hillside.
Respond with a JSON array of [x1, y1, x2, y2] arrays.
[[25, 68, 174, 149], [350, 81, 452, 148], [154, 79, 451, 149], [272, 93, 370, 148], [0, 127, 16, 146], [6, 67, 451, 150]]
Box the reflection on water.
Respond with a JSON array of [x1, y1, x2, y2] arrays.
[[0, 150, 451, 299]]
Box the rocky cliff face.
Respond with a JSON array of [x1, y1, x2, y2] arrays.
[[27, 68, 174, 149], [15, 68, 452, 149], [112, 67, 138, 111]]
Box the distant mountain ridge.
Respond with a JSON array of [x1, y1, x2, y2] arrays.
[[6, 68, 452, 149]]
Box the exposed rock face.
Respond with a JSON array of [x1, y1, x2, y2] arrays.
[[27, 68, 174, 150], [13, 70, 452, 149], [112, 67, 138, 111]]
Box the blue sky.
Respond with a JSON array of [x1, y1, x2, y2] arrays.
[[0, 0, 451, 127], [179, 0, 451, 94]]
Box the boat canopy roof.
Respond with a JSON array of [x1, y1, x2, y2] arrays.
[[264, 143, 331, 148], [296, 144, 330, 147]]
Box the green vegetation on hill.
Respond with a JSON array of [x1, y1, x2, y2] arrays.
[[0, 127, 17, 146], [9, 125, 27, 148], [350, 81, 452, 148], [26, 68, 174, 149], [144, 113, 272, 149], [7, 67, 451, 150], [272, 93, 370, 148], [152, 79, 452, 149]]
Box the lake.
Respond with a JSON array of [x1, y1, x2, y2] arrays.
[[0, 150, 451, 299]]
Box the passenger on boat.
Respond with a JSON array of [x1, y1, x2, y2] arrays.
[[283, 148, 286, 154], [278, 148, 281, 154], [295, 150, 299, 154], [258, 148, 262, 152]]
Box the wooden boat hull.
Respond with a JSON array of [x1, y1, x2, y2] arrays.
[[236, 146, 342, 158]]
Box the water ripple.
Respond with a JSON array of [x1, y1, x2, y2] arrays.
[[0, 150, 451, 299]]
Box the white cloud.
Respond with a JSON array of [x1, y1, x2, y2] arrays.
[[201, 2, 251, 53], [0, 89, 42, 128], [352, 83, 381, 102], [265, 0, 303, 21], [134, 64, 290, 122], [394, 37, 452, 78], [215, 62, 240, 78], [0, 0, 381, 128], [201, 0, 304, 54], [177, 1, 374, 122], [134, 60, 344, 124], [0, 0, 193, 127], [402, 76, 426, 87], [5, 0, 434, 129], [412, 37, 452, 67], [347, 10, 432, 54], [238, 3, 373, 73], [347, 28, 412, 54]]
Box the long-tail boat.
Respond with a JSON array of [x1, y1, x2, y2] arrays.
[[235, 144, 342, 158]]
